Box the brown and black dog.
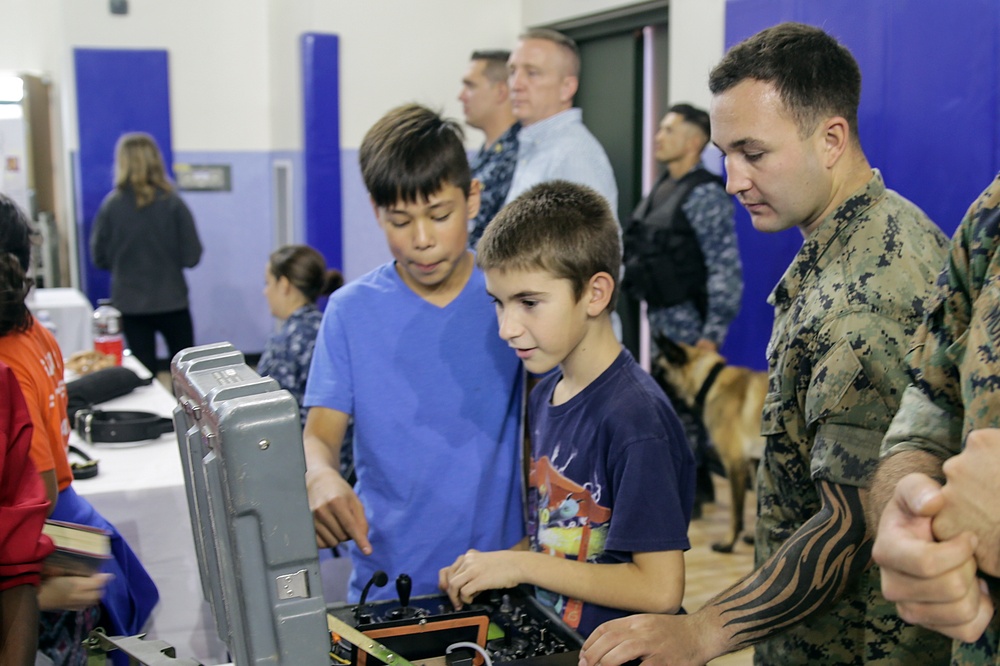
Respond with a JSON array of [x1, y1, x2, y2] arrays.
[[652, 334, 767, 553]]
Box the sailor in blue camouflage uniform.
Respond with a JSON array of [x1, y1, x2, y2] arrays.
[[468, 123, 518, 248], [258, 245, 353, 480], [622, 103, 741, 513], [459, 50, 520, 248], [258, 302, 325, 425], [578, 23, 950, 666], [871, 173, 1000, 665], [625, 105, 742, 351], [644, 180, 741, 346]]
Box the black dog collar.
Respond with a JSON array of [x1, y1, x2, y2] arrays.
[[694, 361, 727, 416], [75, 409, 174, 444]]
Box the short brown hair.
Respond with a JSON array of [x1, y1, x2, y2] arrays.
[[359, 104, 471, 208], [709, 22, 861, 139], [519, 28, 580, 77], [477, 181, 620, 311], [471, 50, 511, 84], [668, 103, 711, 147]]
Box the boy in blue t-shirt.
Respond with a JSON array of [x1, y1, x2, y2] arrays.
[[439, 181, 695, 636], [303, 104, 524, 602]]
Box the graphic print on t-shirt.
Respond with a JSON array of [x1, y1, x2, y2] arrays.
[[528, 455, 611, 629]]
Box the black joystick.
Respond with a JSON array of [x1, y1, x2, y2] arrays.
[[396, 573, 412, 609], [355, 570, 388, 624], [385, 573, 421, 620]]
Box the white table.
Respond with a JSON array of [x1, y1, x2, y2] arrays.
[[69, 356, 354, 664], [69, 358, 230, 665], [26, 287, 94, 356]]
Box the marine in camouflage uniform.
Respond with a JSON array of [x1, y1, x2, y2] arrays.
[[879, 172, 1000, 665], [579, 24, 954, 666], [750, 171, 951, 663]]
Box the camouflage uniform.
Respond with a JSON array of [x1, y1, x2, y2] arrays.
[[468, 122, 520, 248], [881, 173, 1000, 665], [755, 171, 951, 664]]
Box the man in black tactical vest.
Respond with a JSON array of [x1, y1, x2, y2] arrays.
[[622, 103, 742, 516]]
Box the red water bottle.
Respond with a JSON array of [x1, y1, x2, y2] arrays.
[[93, 299, 124, 365]]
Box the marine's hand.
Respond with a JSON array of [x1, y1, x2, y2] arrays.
[[38, 573, 112, 611], [305, 467, 371, 554], [934, 428, 1000, 576], [873, 472, 992, 642], [438, 549, 523, 609], [580, 613, 708, 666]]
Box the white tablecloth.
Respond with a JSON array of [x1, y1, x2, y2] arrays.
[[68, 357, 354, 663], [69, 359, 230, 665], [26, 288, 94, 356]]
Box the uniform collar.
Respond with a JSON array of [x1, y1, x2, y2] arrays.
[[480, 121, 521, 154], [769, 170, 886, 307]]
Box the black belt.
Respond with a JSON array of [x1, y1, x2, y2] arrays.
[[75, 409, 174, 444]]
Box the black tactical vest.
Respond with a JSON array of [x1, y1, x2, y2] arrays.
[[621, 167, 724, 315]]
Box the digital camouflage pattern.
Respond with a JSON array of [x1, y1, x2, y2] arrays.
[[468, 122, 520, 248], [257, 303, 324, 426], [882, 172, 1000, 665], [755, 171, 951, 664]]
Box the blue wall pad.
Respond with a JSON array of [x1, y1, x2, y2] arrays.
[[720, 0, 1000, 370], [301, 33, 344, 271], [74, 48, 173, 305]]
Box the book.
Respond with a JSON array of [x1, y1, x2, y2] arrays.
[[42, 519, 112, 575]]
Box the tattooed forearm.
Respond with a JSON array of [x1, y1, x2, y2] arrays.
[[710, 481, 872, 651]]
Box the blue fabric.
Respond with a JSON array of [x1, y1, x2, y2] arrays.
[[468, 122, 520, 248], [301, 33, 344, 270], [527, 350, 694, 636], [74, 48, 172, 305], [504, 108, 618, 215], [304, 262, 524, 601], [49, 486, 159, 636], [258, 304, 324, 426]]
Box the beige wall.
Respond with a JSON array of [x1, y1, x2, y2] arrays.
[[0, 0, 728, 150], [0, 0, 523, 152], [668, 0, 726, 110]]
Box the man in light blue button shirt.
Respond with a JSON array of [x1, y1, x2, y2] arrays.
[[504, 29, 618, 214]]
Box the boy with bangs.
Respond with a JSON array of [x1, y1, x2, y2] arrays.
[[303, 104, 524, 602], [439, 181, 694, 637]]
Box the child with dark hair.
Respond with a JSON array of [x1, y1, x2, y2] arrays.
[[259, 245, 354, 484], [439, 181, 694, 636], [259, 244, 343, 426], [302, 104, 524, 602], [0, 194, 158, 665]]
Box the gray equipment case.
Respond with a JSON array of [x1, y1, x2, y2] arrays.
[[172, 342, 329, 665]]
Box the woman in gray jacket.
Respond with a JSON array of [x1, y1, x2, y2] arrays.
[[91, 132, 202, 374]]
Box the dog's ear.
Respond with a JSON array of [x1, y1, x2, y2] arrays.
[[653, 333, 688, 366]]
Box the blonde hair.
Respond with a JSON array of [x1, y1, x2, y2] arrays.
[[114, 132, 174, 207]]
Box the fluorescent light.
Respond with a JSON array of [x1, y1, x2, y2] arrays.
[[0, 76, 24, 103]]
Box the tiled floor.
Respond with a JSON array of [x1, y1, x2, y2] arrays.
[[685, 475, 758, 665]]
